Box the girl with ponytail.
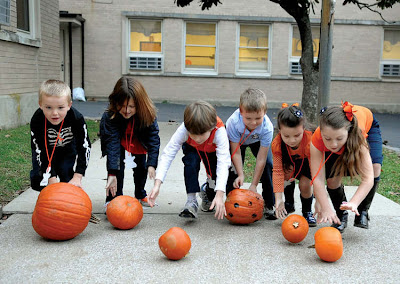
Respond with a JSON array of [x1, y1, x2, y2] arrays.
[[310, 102, 382, 233]]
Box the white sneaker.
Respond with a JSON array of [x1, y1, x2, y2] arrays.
[[103, 201, 110, 214], [199, 183, 213, 212], [179, 199, 199, 218]]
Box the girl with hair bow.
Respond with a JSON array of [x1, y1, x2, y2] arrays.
[[310, 102, 382, 233]]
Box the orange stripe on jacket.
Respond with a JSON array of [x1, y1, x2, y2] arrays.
[[186, 116, 225, 153]]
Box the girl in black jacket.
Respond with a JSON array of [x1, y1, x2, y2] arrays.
[[100, 77, 160, 208]]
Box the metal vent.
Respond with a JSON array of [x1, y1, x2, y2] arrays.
[[129, 56, 162, 71], [382, 64, 400, 76], [290, 61, 302, 74]]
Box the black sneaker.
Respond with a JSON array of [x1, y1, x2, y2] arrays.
[[303, 211, 317, 227], [264, 207, 277, 220], [285, 202, 295, 214]]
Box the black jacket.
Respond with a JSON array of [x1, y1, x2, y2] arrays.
[[100, 111, 160, 175], [30, 106, 91, 178]]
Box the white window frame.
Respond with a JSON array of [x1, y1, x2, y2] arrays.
[[182, 21, 218, 75], [289, 25, 318, 75], [16, 0, 40, 41], [236, 23, 271, 77], [0, 0, 10, 25], [126, 18, 164, 73], [380, 28, 400, 77]]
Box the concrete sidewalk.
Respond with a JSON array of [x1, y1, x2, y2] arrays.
[[2, 122, 400, 283]]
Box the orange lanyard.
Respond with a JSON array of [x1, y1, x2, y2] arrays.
[[195, 147, 213, 179], [125, 118, 134, 153], [310, 151, 334, 185], [286, 144, 304, 181], [231, 128, 254, 160], [44, 118, 65, 171]]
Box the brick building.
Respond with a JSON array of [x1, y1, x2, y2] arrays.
[[0, 0, 60, 129], [58, 0, 400, 113]]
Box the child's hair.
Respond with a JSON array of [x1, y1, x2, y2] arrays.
[[184, 101, 217, 135], [239, 88, 267, 113], [277, 105, 307, 172], [108, 76, 156, 127], [277, 105, 305, 129], [39, 79, 71, 104], [319, 106, 368, 179]]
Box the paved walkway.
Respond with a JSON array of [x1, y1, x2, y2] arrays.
[[1, 122, 400, 283]]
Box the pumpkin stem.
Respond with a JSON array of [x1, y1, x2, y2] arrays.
[[292, 222, 299, 228]]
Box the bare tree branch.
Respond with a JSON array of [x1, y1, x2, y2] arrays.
[[343, 0, 399, 23]]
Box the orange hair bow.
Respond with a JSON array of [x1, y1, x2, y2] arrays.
[[281, 102, 300, 108], [341, 101, 356, 122]]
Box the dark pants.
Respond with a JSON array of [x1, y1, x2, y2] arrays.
[[30, 150, 76, 191], [106, 150, 148, 202], [182, 142, 218, 201], [226, 142, 274, 208]]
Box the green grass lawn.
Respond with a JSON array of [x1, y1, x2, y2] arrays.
[[0, 120, 100, 204], [1, 121, 399, 205], [243, 147, 400, 204]]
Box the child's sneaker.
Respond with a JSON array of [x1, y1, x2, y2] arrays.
[[103, 201, 110, 214], [264, 206, 277, 220], [199, 183, 213, 212], [303, 211, 317, 227], [139, 197, 151, 207], [285, 202, 295, 214], [179, 199, 198, 219]]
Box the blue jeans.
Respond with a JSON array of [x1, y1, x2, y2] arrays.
[[182, 142, 217, 196]]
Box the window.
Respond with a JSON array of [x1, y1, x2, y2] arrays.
[[237, 24, 270, 74], [290, 26, 320, 74], [0, 0, 10, 25], [184, 22, 217, 72], [17, 0, 30, 31], [129, 19, 162, 71], [381, 29, 400, 77]]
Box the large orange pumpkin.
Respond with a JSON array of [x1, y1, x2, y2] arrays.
[[225, 189, 264, 225], [106, 195, 143, 230], [32, 182, 92, 241], [159, 227, 191, 260], [314, 227, 343, 262], [281, 214, 309, 243]]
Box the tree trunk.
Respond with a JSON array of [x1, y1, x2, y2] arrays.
[[275, 0, 320, 125]]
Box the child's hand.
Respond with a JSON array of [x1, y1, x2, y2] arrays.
[[148, 180, 161, 207], [148, 166, 156, 180], [314, 205, 341, 225], [105, 175, 117, 197], [233, 175, 244, 189], [275, 200, 287, 219], [340, 201, 359, 215], [68, 173, 83, 188], [209, 190, 226, 220], [48, 177, 58, 185], [248, 184, 257, 193]]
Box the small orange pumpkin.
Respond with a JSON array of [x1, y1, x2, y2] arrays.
[[32, 182, 92, 241], [281, 214, 309, 243], [314, 227, 343, 262], [225, 189, 264, 225], [106, 195, 143, 230], [159, 227, 191, 260]]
